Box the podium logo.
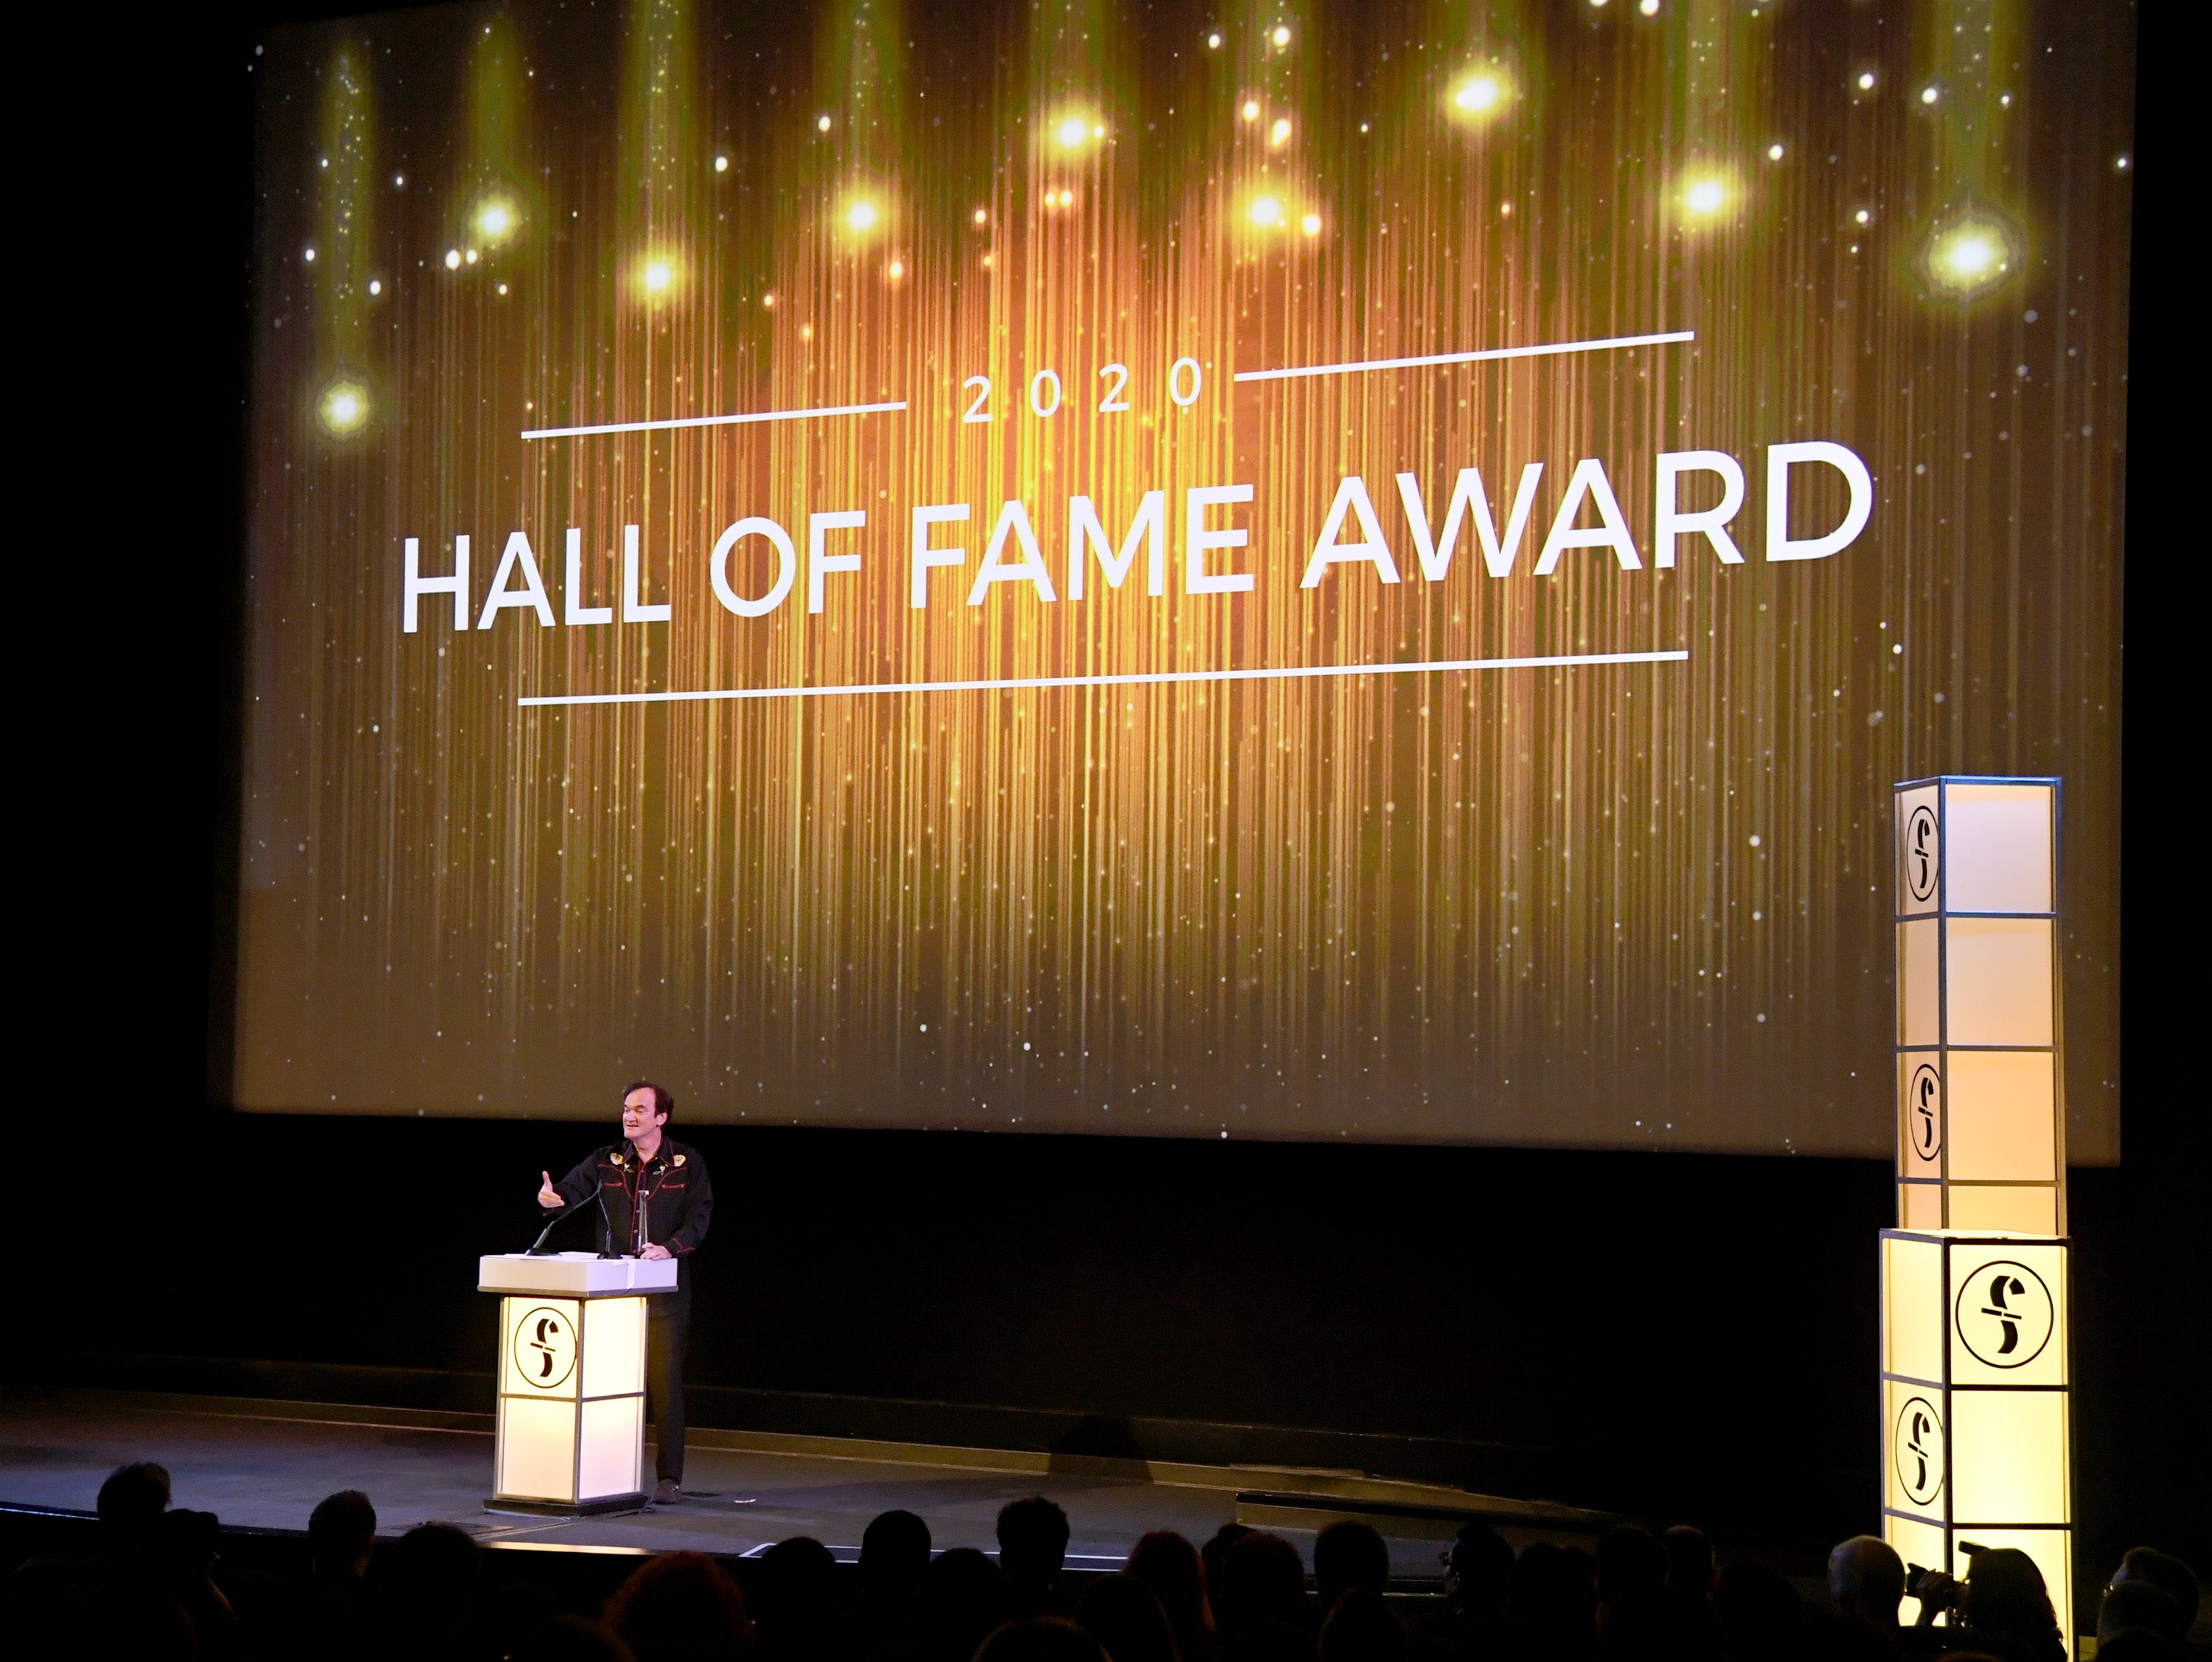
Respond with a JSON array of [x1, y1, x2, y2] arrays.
[[512, 1306, 578, 1389], [1907, 1063, 1941, 1161], [1893, 1394, 1944, 1509], [1905, 805, 1940, 905], [1954, 1260, 2054, 1368]]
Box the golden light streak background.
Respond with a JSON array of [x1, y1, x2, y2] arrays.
[[240, 0, 2129, 1156]]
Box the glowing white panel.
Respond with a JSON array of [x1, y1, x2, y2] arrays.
[[1898, 920, 1941, 1046], [1947, 1186, 2059, 1236], [497, 1395, 578, 1502], [1948, 1051, 2056, 1182], [1944, 784, 2053, 915], [1882, 1234, 1944, 1384], [579, 1395, 644, 1501], [582, 1296, 647, 1400], [1944, 919, 2053, 1047], [1952, 1389, 2069, 1523]]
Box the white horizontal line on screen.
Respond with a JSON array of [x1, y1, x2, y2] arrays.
[[521, 399, 908, 440], [516, 649, 1688, 709], [1231, 328, 1696, 384]]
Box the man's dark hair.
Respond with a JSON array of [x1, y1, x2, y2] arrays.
[[861, 1508, 934, 1615], [1664, 1524, 1715, 1599], [2101, 1582, 2186, 1647], [1314, 1520, 1391, 1610], [1596, 1526, 1670, 1607], [2112, 1550, 2201, 1643], [1220, 1531, 1309, 1638], [605, 1550, 751, 1662], [998, 1495, 1073, 1588], [1321, 1587, 1405, 1662], [309, 1489, 377, 1575], [1447, 1522, 1514, 1617], [95, 1461, 171, 1557], [625, 1080, 675, 1120]]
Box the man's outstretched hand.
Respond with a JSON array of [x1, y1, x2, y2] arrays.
[[538, 1171, 563, 1209], [639, 1244, 672, 1261]]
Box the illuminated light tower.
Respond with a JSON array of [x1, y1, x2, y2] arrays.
[[1922, 208, 2019, 300], [319, 378, 369, 436]]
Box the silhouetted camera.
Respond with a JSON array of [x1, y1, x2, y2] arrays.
[[1905, 1565, 1960, 1610]]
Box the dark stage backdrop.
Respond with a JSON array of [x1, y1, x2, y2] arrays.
[[233, 0, 2131, 1156]]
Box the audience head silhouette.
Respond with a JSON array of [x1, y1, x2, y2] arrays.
[[1127, 1529, 1214, 1659], [604, 1550, 751, 1662], [1219, 1531, 1309, 1641], [1000, 1495, 1075, 1616], [2110, 1548, 2200, 1642], [1313, 1520, 1390, 1612], [309, 1487, 377, 1579], [978, 1616, 1115, 1662], [1319, 1587, 1405, 1662], [1826, 1534, 1905, 1630], [1076, 1571, 1181, 1662]]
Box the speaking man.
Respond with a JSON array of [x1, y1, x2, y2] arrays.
[[537, 1081, 712, 1505]]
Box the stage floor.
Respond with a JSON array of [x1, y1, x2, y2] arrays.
[[1, 1388, 1579, 1576]]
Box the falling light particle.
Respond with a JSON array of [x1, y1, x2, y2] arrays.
[[762, 293, 774, 307], [1207, 32, 1221, 49], [973, 207, 987, 225], [1301, 213, 1321, 236], [302, 247, 316, 262], [393, 173, 405, 187], [474, 199, 514, 240], [1639, 0, 1659, 13], [465, 248, 479, 264], [1500, 201, 1512, 216], [886, 259, 905, 279], [846, 198, 880, 232], [2000, 92, 2014, 108], [982, 253, 993, 267], [1857, 72, 1877, 91], [1921, 85, 1940, 105], [800, 324, 813, 341], [496, 282, 508, 296], [1242, 100, 1260, 122], [1855, 208, 1871, 224], [1272, 26, 1290, 46], [641, 260, 672, 292], [1270, 118, 1291, 145], [817, 114, 831, 131], [444, 248, 462, 269], [1057, 116, 1089, 147], [1683, 176, 1727, 217], [368, 279, 381, 296], [1768, 143, 1784, 160], [1250, 194, 1282, 227], [714, 155, 728, 173]]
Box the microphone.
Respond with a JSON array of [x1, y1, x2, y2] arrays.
[[525, 1177, 605, 1256]]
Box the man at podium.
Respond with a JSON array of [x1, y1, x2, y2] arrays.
[[536, 1081, 713, 1505]]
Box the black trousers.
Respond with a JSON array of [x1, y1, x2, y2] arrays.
[[645, 1300, 689, 1482]]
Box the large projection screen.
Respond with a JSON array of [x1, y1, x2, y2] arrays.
[[236, 0, 2130, 1155]]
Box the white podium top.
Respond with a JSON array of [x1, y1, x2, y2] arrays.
[[478, 1251, 681, 1296]]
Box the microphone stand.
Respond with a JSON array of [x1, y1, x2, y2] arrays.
[[525, 1178, 606, 1256]]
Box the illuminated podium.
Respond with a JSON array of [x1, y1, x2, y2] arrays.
[[478, 1251, 678, 1515]]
